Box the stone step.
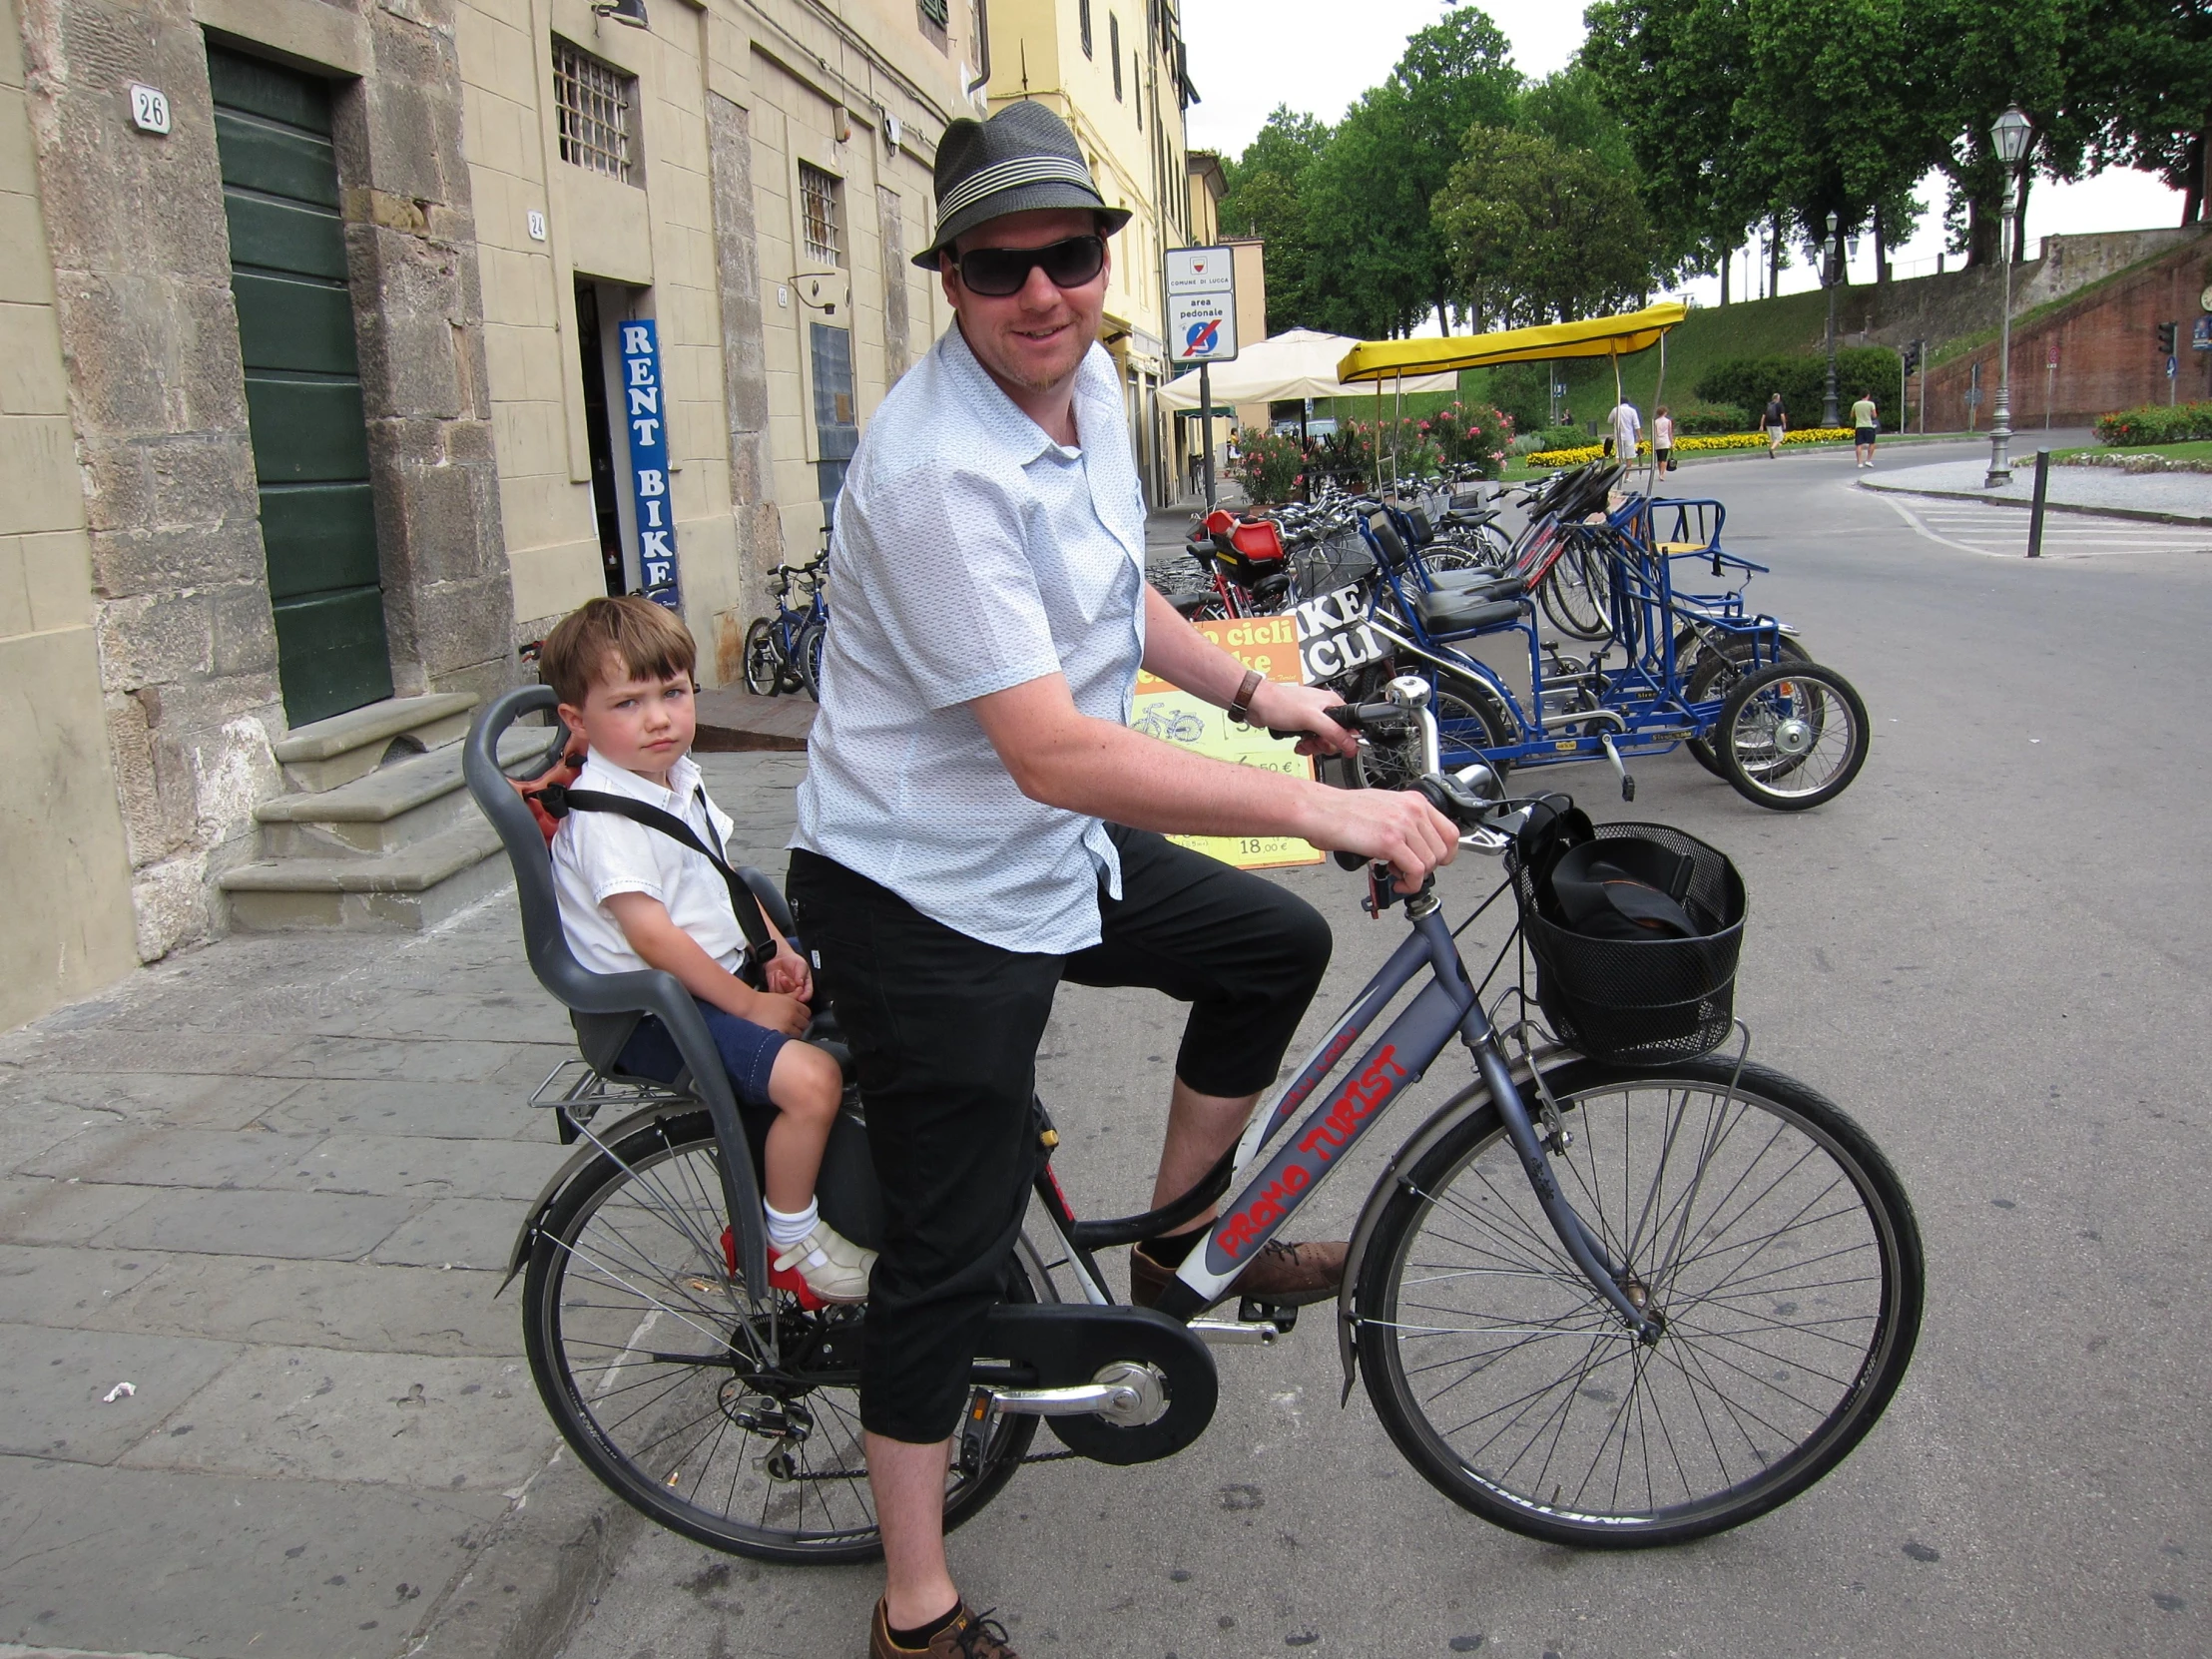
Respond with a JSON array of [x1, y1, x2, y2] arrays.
[[255, 727, 555, 857], [273, 692, 480, 792], [221, 821, 513, 932]]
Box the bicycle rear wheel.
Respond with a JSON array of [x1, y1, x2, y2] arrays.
[[1357, 1057, 1922, 1548], [1715, 662, 1869, 810], [521, 1111, 1039, 1563], [1537, 540, 1614, 641], [742, 619, 781, 697]]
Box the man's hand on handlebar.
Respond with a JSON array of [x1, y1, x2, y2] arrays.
[[1244, 680, 1361, 762], [1302, 778, 1459, 893]]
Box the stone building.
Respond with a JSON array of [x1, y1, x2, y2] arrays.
[[983, 0, 1195, 506], [1, 0, 994, 1030]]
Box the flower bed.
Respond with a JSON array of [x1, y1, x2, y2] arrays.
[[1526, 428, 1855, 467], [2061, 449, 2212, 475]]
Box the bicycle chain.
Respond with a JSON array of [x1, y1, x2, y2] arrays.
[[781, 1446, 1081, 1483]]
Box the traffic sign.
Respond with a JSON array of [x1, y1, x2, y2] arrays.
[[1165, 246, 1238, 364], [2168, 354, 2179, 379]]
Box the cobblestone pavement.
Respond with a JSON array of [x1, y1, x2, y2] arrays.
[[0, 753, 805, 1659]]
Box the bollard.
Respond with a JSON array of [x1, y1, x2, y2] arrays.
[[2026, 448, 2050, 559]]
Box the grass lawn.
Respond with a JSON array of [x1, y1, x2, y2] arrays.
[[2050, 439, 2212, 462]]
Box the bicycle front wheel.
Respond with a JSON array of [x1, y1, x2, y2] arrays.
[[522, 1111, 1039, 1563], [1357, 1057, 1923, 1548], [1537, 540, 1614, 641], [797, 621, 827, 701]]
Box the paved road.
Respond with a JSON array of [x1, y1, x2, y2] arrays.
[[557, 448, 2212, 1659], [1870, 489, 2212, 560]]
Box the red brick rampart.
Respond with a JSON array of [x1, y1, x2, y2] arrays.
[[1920, 231, 2212, 430]]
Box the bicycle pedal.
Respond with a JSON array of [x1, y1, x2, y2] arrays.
[[1237, 1297, 1298, 1334], [957, 1386, 999, 1476]]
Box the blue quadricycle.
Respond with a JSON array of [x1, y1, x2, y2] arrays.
[[1317, 461, 1864, 812]]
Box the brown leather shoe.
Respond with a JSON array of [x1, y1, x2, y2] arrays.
[[870, 1600, 1020, 1659], [1128, 1237, 1347, 1310]]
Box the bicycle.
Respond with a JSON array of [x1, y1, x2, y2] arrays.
[[463, 679, 1923, 1565], [1131, 706, 1206, 744], [742, 555, 829, 700]]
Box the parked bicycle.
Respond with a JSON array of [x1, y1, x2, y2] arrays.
[[462, 679, 1923, 1565], [742, 554, 829, 700]]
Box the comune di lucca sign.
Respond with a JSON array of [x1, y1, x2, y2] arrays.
[[1164, 246, 1239, 365]]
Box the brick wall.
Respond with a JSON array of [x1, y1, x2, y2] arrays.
[[1922, 234, 2212, 431]]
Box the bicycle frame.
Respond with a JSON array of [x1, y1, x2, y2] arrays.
[[1023, 705, 1662, 1345]]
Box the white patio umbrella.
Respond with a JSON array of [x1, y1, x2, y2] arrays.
[[1156, 327, 1457, 410]]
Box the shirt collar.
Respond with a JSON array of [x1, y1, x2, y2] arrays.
[[574, 750, 701, 809], [942, 319, 1117, 467]]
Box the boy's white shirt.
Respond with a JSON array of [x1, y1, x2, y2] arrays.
[[550, 751, 749, 977]]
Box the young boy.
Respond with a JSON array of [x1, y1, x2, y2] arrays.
[[541, 596, 870, 1305]]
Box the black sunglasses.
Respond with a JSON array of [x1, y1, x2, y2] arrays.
[[949, 235, 1107, 297]]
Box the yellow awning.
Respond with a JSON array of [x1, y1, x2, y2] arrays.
[[1334, 301, 1690, 384]]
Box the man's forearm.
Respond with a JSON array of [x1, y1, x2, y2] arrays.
[[1137, 585, 1259, 709], [1005, 711, 1325, 838]]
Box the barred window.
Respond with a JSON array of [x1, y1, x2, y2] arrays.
[[553, 40, 635, 185], [800, 163, 843, 267]]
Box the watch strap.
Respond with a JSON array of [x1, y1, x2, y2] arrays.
[[1227, 668, 1265, 725]]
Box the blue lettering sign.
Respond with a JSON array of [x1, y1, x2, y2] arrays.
[[620, 319, 681, 610]]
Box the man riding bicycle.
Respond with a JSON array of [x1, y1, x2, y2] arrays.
[[785, 102, 1457, 1659]]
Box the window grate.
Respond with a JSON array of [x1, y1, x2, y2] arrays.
[[801, 163, 842, 267], [554, 41, 635, 184]]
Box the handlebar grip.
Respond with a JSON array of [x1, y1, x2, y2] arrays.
[[1334, 849, 1369, 871]]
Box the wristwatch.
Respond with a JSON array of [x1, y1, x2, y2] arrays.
[[1227, 668, 1264, 726]]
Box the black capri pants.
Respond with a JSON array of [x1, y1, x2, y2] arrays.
[[788, 827, 1331, 1443]]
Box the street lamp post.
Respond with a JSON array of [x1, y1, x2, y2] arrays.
[[1986, 104, 2033, 488], [1823, 212, 1841, 429]]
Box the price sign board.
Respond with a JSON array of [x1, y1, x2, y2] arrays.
[[1131, 614, 1317, 869], [1164, 246, 1239, 365]]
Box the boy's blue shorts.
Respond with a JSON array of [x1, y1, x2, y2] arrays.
[[615, 998, 788, 1105]]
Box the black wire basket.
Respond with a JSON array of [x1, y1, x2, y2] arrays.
[[1508, 822, 1747, 1064]]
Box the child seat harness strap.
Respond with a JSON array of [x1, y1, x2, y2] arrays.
[[536, 784, 779, 963]]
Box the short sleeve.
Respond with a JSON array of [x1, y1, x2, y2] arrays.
[[555, 812, 669, 906], [844, 458, 1063, 711]]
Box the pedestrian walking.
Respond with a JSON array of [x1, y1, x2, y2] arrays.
[[1851, 390, 1879, 468], [1606, 395, 1640, 463], [1653, 405, 1675, 473], [1763, 391, 1788, 458]]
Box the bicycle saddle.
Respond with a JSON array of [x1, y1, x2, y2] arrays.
[[1411, 586, 1526, 636]]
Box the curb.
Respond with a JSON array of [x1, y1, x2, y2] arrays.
[[411, 1442, 651, 1659], [1856, 475, 2212, 527]]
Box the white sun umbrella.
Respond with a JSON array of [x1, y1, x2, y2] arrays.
[[1156, 327, 1457, 409]]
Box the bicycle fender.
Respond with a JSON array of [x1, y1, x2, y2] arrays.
[[496, 1100, 700, 1294], [1334, 1039, 1569, 1402]]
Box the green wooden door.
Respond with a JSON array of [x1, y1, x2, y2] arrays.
[[209, 45, 392, 726]]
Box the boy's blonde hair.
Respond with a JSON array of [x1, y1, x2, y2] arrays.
[[539, 595, 697, 706]]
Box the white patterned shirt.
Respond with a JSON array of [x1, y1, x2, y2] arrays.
[[792, 321, 1147, 954]]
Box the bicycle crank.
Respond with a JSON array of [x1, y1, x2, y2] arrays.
[[970, 1304, 1218, 1466]]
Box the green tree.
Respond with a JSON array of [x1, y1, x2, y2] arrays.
[[1580, 0, 1771, 292], [2075, 0, 2212, 223], [1433, 125, 1656, 325], [1219, 107, 1330, 323]]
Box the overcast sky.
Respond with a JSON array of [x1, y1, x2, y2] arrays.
[[1180, 0, 2188, 311]]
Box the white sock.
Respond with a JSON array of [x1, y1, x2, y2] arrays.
[[766, 1197, 820, 1254]]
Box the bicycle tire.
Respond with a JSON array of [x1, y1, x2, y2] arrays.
[[1357, 1056, 1923, 1548], [1359, 677, 1510, 789], [521, 1111, 1040, 1563], [1537, 539, 1613, 642], [1682, 637, 1813, 777], [797, 622, 827, 702], [742, 619, 781, 698], [1715, 662, 1869, 811]]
